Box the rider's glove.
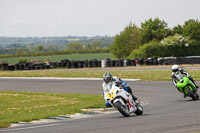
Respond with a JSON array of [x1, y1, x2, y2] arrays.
[[119, 85, 124, 89]]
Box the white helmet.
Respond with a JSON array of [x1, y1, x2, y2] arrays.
[[172, 64, 179, 72]]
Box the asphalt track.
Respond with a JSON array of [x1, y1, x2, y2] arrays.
[[1, 78, 200, 133]]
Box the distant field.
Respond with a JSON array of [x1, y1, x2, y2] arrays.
[[0, 53, 116, 64]]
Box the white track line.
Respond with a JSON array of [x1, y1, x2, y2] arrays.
[[1, 123, 60, 132]]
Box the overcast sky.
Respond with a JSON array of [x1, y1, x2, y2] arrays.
[[0, 0, 199, 37]]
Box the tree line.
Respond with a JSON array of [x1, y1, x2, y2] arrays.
[[110, 18, 200, 59], [0, 36, 114, 55]]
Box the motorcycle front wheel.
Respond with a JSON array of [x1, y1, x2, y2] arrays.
[[114, 101, 130, 117], [134, 103, 143, 115]]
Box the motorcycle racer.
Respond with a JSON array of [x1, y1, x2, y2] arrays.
[[102, 72, 138, 107], [171, 64, 199, 98]]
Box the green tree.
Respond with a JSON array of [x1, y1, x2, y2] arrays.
[[38, 46, 44, 52], [129, 41, 162, 58], [129, 34, 194, 58], [16, 48, 23, 54], [91, 40, 102, 49], [140, 17, 171, 44], [172, 24, 183, 35], [182, 19, 200, 40], [160, 34, 190, 56], [66, 42, 83, 50], [110, 22, 141, 59], [85, 44, 92, 49]]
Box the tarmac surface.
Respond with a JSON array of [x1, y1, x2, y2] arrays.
[[1, 78, 200, 133]]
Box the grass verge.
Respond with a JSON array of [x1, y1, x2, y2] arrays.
[[0, 91, 105, 128], [0, 70, 200, 81]]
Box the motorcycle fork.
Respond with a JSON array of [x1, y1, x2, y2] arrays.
[[181, 87, 188, 95]]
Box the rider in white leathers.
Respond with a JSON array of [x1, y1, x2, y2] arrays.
[[171, 64, 199, 98], [102, 72, 138, 107]]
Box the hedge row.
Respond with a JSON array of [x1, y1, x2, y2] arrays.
[[0, 49, 109, 58]]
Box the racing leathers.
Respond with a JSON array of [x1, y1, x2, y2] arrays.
[[171, 68, 199, 97], [102, 76, 138, 107]]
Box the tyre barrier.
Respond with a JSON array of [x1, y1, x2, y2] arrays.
[[1, 56, 200, 71]]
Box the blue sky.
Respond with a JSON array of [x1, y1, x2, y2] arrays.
[[0, 0, 199, 37]]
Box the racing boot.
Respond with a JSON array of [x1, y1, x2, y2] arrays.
[[189, 77, 199, 89], [195, 85, 199, 89], [132, 94, 138, 101], [131, 94, 140, 107], [127, 86, 138, 101]]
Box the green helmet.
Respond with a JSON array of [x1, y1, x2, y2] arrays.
[[103, 72, 112, 84]]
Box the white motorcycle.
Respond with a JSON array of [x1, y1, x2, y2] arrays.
[[104, 84, 143, 117]]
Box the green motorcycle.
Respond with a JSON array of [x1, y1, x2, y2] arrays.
[[176, 77, 199, 100]]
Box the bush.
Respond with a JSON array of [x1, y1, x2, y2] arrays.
[[129, 34, 200, 59], [18, 58, 28, 64], [129, 41, 161, 58]]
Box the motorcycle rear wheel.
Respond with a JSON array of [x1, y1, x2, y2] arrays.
[[186, 87, 198, 100], [114, 101, 130, 117], [196, 93, 199, 99]]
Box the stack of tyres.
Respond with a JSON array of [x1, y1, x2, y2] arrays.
[[71, 61, 78, 68], [115, 60, 123, 67], [67, 61, 71, 69], [101, 60, 106, 68], [135, 59, 140, 66], [57, 62, 62, 68], [106, 60, 110, 67], [14, 64, 20, 70], [84, 60, 88, 68], [40, 63, 46, 69], [19, 64, 25, 70], [158, 58, 164, 65], [88, 60, 93, 67], [24, 63, 32, 70], [119, 60, 124, 67], [8, 65, 15, 71], [92, 60, 98, 67], [78, 61, 84, 68], [126, 59, 131, 66], [1, 63, 8, 70], [97, 60, 101, 67], [139, 58, 144, 65], [153, 57, 158, 65], [130, 60, 136, 66], [51, 62, 58, 68], [110, 60, 115, 67], [61, 62, 67, 68], [144, 59, 149, 65]]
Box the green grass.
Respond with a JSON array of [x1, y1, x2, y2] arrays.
[[0, 70, 200, 81], [0, 53, 115, 64], [0, 91, 105, 128]]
